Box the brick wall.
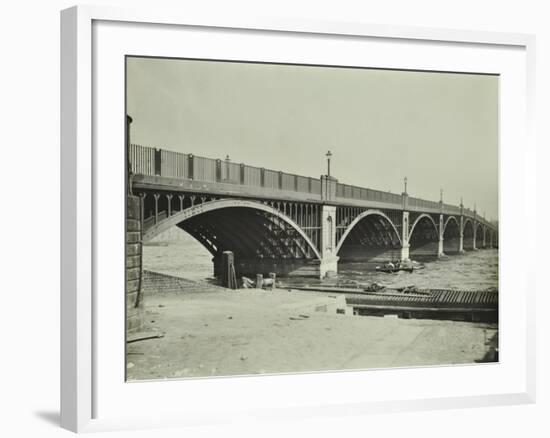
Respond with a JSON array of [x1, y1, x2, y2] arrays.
[[142, 270, 224, 294], [126, 195, 143, 333], [142, 270, 196, 294]]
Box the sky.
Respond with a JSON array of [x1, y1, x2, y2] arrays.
[[126, 57, 499, 221]]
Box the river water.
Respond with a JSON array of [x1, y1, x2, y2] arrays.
[[144, 230, 499, 292]]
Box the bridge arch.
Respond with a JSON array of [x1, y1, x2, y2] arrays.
[[475, 222, 485, 248], [408, 213, 440, 257], [408, 213, 438, 241], [462, 218, 473, 235], [335, 210, 402, 255], [442, 215, 461, 253], [462, 218, 475, 250], [143, 198, 322, 261], [443, 216, 459, 235]]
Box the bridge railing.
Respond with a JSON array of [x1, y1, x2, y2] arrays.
[[160, 149, 189, 178], [242, 165, 261, 186], [129, 144, 323, 196], [335, 183, 403, 205], [263, 169, 279, 189], [220, 160, 241, 183], [129, 144, 156, 175], [130, 144, 492, 227], [192, 156, 216, 181], [443, 203, 461, 215], [408, 197, 440, 211]]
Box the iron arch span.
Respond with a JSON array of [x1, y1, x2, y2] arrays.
[[443, 216, 460, 254], [408, 213, 439, 257], [475, 223, 485, 248], [462, 219, 475, 250], [336, 210, 402, 263], [142, 198, 322, 278]]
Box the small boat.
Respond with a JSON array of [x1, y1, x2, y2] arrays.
[[375, 262, 414, 273], [375, 266, 400, 273]]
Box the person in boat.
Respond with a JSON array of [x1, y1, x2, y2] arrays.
[[400, 259, 413, 270], [386, 260, 396, 269]]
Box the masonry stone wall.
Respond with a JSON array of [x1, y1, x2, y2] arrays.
[[142, 270, 196, 294], [126, 195, 144, 333]]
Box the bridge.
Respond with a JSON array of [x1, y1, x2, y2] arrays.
[[126, 137, 498, 280]]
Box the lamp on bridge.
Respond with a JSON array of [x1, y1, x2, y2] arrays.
[[326, 150, 332, 177], [225, 155, 231, 178], [403, 176, 408, 194]]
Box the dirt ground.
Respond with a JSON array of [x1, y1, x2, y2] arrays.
[[126, 287, 498, 381]]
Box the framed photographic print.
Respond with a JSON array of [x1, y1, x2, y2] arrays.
[[61, 5, 536, 433]]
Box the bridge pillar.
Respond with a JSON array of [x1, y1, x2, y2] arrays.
[[400, 211, 410, 261], [459, 215, 465, 253], [321, 175, 338, 202], [126, 194, 144, 334], [473, 221, 478, 250], [319, 205, 339, 278], [126, 115, 144, 333], [438, 214, 445, 257], [482, 227, 487, 248]]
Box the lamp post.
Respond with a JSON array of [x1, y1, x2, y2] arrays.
[[326, 150, 332, 177], [225, 154, 230, 179], [404, 176, 408, 194]]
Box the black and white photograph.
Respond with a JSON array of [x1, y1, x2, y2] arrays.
[[125, 56, 499, 380], [3, 0, 548, 436]]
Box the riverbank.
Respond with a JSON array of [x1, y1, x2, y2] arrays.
[[126, 277, 498, 381]]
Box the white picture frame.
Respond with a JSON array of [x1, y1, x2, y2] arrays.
[[60, 5, 536, 433]]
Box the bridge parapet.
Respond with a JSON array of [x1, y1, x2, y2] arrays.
[[443, 203, 461, 215], [408, 196, 440, 213], [335, 182, 402, 206], [130, 144, 323, 197], [129, 143, 496, 233]]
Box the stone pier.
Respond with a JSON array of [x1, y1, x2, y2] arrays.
[[319, 176, 339, 278], [126, 194, 144, 334]]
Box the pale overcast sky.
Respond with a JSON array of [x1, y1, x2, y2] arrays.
[[126, 57, 499, 220]]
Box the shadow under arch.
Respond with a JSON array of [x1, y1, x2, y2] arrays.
[[408, 213, 439, 257], [443, 215, 460, 253], [462, 218, 475, 250], [336, 209, 402, 262], [443, 215, 458, 235], [475, 222, 485, 248], [142, 199, 322, 277], [408, 213, 438, 241]]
